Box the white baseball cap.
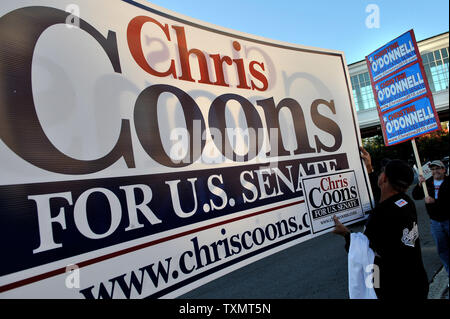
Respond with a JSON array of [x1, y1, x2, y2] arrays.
[[430, 160, 445, 169]]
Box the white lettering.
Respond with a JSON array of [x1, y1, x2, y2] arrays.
[[165, 178, 198, 218], [120, 184, 162, 231], [240, 170, 258, 203], [29, 192, 72, 254], [73, 188, 122, 239], [207, 174, 228, 211]]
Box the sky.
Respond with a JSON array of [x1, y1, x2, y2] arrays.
[[146, 0, 449, 64]]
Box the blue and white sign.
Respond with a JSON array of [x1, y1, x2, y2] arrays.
[[367, 31, 417, 82], [375, 62, 427, 113], [382, 97, 440, 145], [366, 29, 441, 146]]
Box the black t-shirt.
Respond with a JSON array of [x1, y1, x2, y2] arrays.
[[363, 192, 429, 299], [344, 171, 429, 299]]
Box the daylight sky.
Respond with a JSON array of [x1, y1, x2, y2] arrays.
[[146, 0, 449, 64]]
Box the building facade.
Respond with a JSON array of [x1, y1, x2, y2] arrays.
[[349, 32, 449, 137]]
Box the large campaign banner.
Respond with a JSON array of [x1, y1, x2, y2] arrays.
[[366, 30, 441, 146], [0, 0, 372, 298]]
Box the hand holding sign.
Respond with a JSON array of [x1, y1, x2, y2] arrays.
[[332, 215, 350, 237], [359, 146, 373, 173]]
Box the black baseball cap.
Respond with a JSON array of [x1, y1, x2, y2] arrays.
[[382, 159, 414, 190]]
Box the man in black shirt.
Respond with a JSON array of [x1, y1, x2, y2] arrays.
[[333, 147, 429, 299]]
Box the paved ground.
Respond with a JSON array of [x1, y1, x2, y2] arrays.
[[428, 266, 449, 299], [179, 189, 447, 299]]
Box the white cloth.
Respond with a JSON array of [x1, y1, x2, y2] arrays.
[[348, 232, 377, 299]]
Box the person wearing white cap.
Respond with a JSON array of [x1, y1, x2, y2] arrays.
[[412, 159, 449, 275]]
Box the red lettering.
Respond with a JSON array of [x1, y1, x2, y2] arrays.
[[127, 16, 268, 91], [320, 175, 348, 191], [172, 25, 213, 84], [380, 72, 407, 89], [232, 42, 250, 89], [127, 16, 177, 78], [388, 105, 418, 120], [250, 61, 268, 91], [374, 42, 399, 59], [320, 177, 330, 191], [209, 54, 232, 87]]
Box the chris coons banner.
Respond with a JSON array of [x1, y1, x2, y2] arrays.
[[0, 0, 372, 298], [366, 29, 441, 146]]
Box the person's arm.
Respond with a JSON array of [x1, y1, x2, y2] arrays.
[[332, 215, 351, 252], [411, 175, 426, 200], [359, 146, 373, 173], [360, 146, 380, 203], [412, 177, 436, 204], [368, 171, 380, 204]]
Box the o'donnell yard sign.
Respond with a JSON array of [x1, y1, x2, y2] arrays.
[[366, 30, 441, 146], [0, 0, 372, 298]]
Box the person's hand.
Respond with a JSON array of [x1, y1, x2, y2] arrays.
[[332, 215, 350, 237], [418, 175, 426, 184], [424, 196, 435, 204], [359, 146, 373, 173]]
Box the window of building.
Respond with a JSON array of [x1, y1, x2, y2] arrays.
[[422, 47, 449, 92], [351, 72, 377, 112]]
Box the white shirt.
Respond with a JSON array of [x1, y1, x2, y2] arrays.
[[433, 179, 443, 199]]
